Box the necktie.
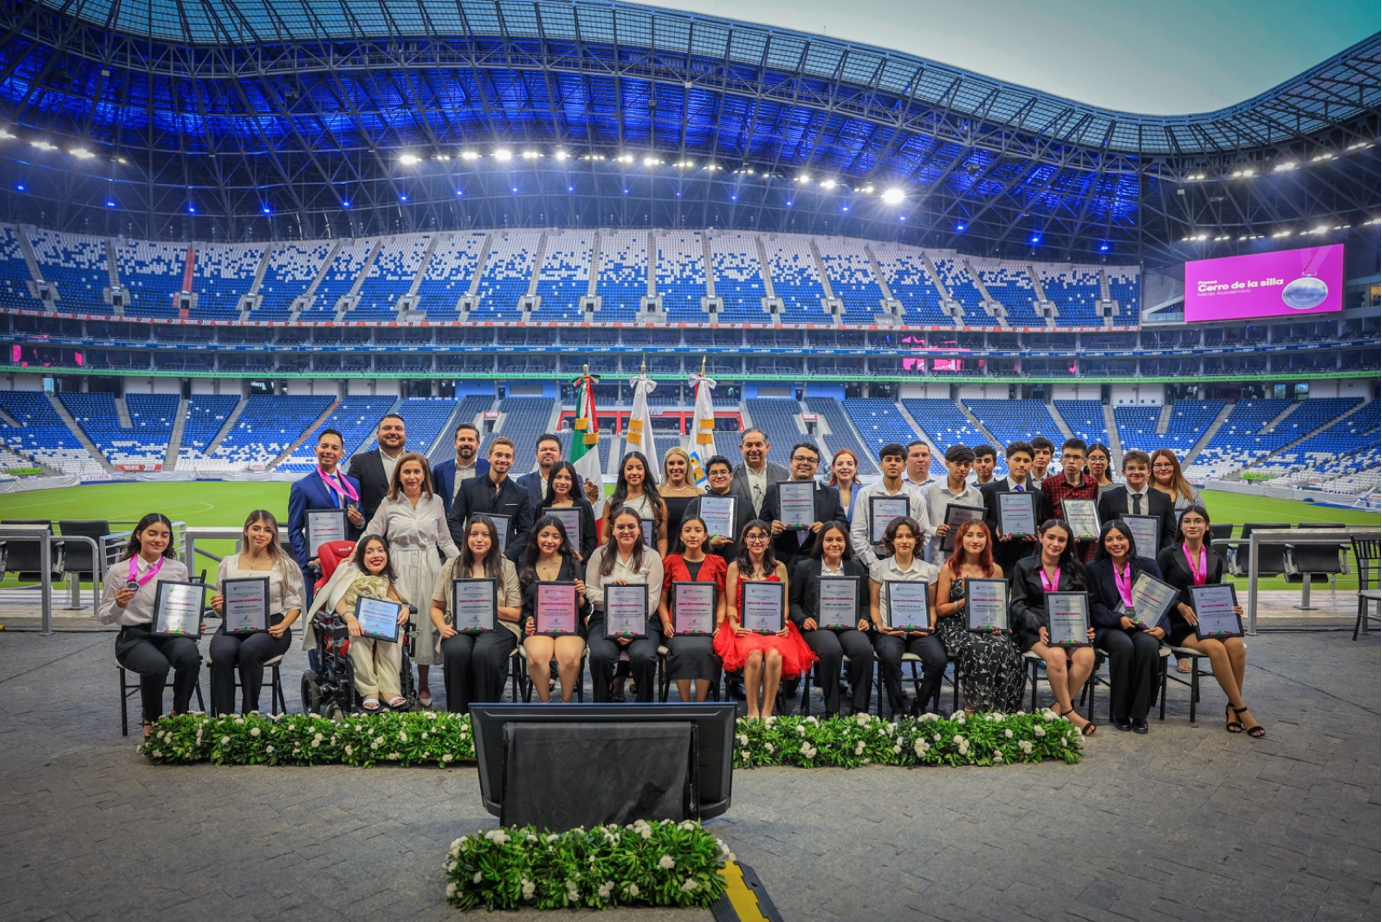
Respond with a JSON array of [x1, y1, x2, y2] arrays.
[[753, 483, 764, 512], [1015, 484, 1024, 493], [1132, 493, 1142, 515]]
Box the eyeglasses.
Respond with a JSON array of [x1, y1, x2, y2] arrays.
[[745, 534, 769, 542], [791, 455, 819, 464]]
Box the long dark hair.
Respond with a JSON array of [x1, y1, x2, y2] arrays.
[[120, 512, 177, 561], [1092, 519, 1139, 564], [734, 519, 778, 578], [808, 519, 854, 561], [599, 505, 648, 577], [541, 460, 583, 508], [882, 515, 924, 558], [672, 514, 710, 556], [607, 450, 664, 531], [351, 534, 398, 582], [519, 514, 578, 585], [457, 515, 504, 580], [1177, 504, 1212, 548], [240, 509, 291, 577], [1035, 518, 1086, 589]]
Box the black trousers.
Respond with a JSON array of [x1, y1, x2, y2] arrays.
[[872, 632, 947, 715], [587, 616, 663, 703], [441, 629, 517, 713], [208, 617, 292, 715], [801, 627, 874, 715], [115, 626, 201, 721], [1100, 628, 1162, 720]]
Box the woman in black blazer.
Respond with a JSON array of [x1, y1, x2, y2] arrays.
[[1156, 506, 1263, 738], [789, 520, 874, 717], [1010, 519, 1097, 735], [1087, 521, 1167, 733]]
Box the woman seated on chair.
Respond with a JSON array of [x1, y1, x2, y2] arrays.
[[305, 535, 410, 711], [98, 512, 200, 739], [868, 516, 943, 719], [1156, 505, 1264, 738], [585, 506, 665, 703], [434, 515, 522, 713], [658, 515, 727, 703], [934, 520, 1025, 715], [715, 520, 815, 720], [1010, 519, 1097, 736], [789, 519, 872, 717], [519, 515, 590, 703], [208, 510, 303, 716], [1087, 521, 1166, 734]]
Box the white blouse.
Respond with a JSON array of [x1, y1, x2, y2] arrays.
[[98, 556, 191, 626], [585, 546, 664, 615], [365, 493, 460, 558], [217, 553, 305, 617]]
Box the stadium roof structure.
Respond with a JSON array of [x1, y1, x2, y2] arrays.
[[0, 0, 1377, 264]]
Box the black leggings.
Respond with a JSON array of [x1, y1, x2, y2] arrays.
[[115, 626, 201, 721]]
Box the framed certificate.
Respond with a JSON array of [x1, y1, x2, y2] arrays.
[[816, 576, 860, 630], [1121, 515, 1160, 556], [941, 503, 987, 552], [604, 583, 648, 638], [870, 495, 911, 543], [1190, 584, 1241, 639], [673, 582, 717, 635], [151, 581, 207, 637], [306, 509, 347, 555], [1128, 571, 1179, 630], [1046, 592, 1090, 646], [884, 579, 931, 632], [965, 578, 1009, 633], [545, 507, 581, 550], [740, 581, 786, 634], [1061, 499, 1100, 541], [699, 495, 736, 539], [535, 581, 579, 635], [221, 577, 270, 634], [355, 596, 402, 643], [998, 491, 1037, 538], [639, 518, 655, 548], [451, 578, 498, 633], [776, 481, 816, 529]]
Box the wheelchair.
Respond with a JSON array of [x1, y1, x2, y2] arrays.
[[300, 608, 419, 717]]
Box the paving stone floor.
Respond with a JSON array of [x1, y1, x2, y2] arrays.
[[0, 591, 1376, 921]]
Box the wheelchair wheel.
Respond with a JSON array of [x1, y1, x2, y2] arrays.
[[398, 653, 418, 707], [301, 670, 323, 716], [324, 702, 345, 721]]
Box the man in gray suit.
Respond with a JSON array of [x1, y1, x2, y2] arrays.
[[730, 427, 790, 522]]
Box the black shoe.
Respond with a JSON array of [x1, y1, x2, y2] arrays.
[[1132, 718, 1149, 734], [1114, 717, 1132, 732], [725, 679, 746, 701]]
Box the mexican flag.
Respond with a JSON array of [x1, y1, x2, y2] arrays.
[[570, 372, 604, 513]]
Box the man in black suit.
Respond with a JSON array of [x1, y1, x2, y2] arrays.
[[764, 442, 846, 573], [729, 427, 789, 521], [346, 412, 407, 524], [515, 432, 582, 510], [448, 436, 533, 562], [981, 441, 1050, 574], [1097, 449, 1177, 554]]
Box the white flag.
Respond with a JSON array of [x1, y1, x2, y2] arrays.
[[624, 373, 659, 475], [685, 372, 717, 487]]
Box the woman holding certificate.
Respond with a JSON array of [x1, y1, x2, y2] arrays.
[[868, 516, 944, 718], [658, 515, 727, 702], [519, 515, 591, 703], [432, 516, 522, 713], [539, 461, 598, 563], [714, 520, 814, 719], [789, 520, 873, 717], [1156, 506, 1264, 738], [1010, 520, 1097, 735], [207, 510, 304, 716], [586, 506, 666, 703], [933, 520, 1025, 714], [364, 453, 459, 708], [304, 536, 411, 710], [602, 452, 669, 556], [98, 512, 200, 739], [1087, 521, 1167, 733]]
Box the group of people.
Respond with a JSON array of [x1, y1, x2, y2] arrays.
[[99, 414, 1263, 743]]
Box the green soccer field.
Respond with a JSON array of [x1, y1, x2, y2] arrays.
[[1, 482, 1377, 590]]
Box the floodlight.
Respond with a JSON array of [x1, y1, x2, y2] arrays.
[[521, 150, 541, 160], [554, 150, 569, 161], [493, 149, 513, 161], [31, 140, 55, 151], [461, 151, 481, 161], [399, 153, 420, 165], [881, 188, 904, 205], [71, 148, 95, 159]]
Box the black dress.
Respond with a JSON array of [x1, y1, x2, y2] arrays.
[[662, 494, 698, 549], [935, 575, 1025, 712]]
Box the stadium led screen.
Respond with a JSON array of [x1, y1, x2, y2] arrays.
[[1184, 244, 1343, 322]]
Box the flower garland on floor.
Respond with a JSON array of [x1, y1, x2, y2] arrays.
[[139, 710, 1081, 768], [444, 821, 731, 911]]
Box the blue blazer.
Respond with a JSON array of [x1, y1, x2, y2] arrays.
[[830, 484, 861, 523], [433, 458, 490, 518], [287, 469, 362, 568], [1086, 557, 1169, 637]]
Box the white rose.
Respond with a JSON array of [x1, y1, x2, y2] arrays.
[[658, 855, 676, 869], [522, 880, 536, 900], [992, 750, 1003, 763], [628, 884, 640, 897], [737, 734, 748, 745], [1019, 740, 1033, 754], [446, 882, 457, 898], [1034, 725, 1046, 737], [442, 753, 453, 763], [1005, 729, 1014, 738], [854, 741, 865, 755], [855, 713, 870, 726], [473, 872, 484, 884], [681, 878, 699, 892], [597, 882, 613, 899], [221, 736, 230, 745], [249, 727, 261, 737]]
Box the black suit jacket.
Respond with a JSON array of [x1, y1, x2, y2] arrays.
[[1009, 557, 1085, 651], [1155, 543, 1228, 642], [448, 474, 534, 563], [763, 480, 847, 570], [1097, 487, 1177, 553], [980, 479, 1049, 574], [346, 449, 394, 524], [1085, 556, 1167, 636], [789, 557, 871, 630]]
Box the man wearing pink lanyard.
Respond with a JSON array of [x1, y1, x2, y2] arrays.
[[288, 429, 365, 605]]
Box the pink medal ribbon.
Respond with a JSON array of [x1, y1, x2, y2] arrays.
[[128, 555, 164, 587], [1039, 566, 1061, 592], [1183, 542, 1207, 585], [1113, 562, 1134, 608], [318, 467, 360, 507]]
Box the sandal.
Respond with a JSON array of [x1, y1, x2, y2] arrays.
[[1177, 658, 1193, 674], [1233, 705, 1265, 738], [141, 718, 154, 741], [1061, 707, 1096, 737], [1224, 704, 1244, 734], [386, 696, 408, 710], [362, 696, 381, 712]]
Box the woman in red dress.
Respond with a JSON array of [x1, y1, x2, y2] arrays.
[[713, 519, 816, 719]]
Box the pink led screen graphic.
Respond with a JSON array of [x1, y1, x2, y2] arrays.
[[1184, 244, 1343, 322]]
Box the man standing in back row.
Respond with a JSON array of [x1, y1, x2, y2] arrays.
[[433, 422, 489, 519], [730, 428, 789, 521], [516, 433, 583, 510], [347, 413, 407, 524]]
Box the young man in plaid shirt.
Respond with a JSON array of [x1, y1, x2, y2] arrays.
[[1041, 437, 1099, 561]]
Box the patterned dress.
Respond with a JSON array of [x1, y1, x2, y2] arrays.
[[934, 575, 1025, 712]]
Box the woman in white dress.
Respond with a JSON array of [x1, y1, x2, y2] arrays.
[[364, 452, 459, 707]]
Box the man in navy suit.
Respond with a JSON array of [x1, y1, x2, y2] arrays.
[[514, 432, 582, 510], [288, 428, 364, 605], [433, 422, 490, 518]]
